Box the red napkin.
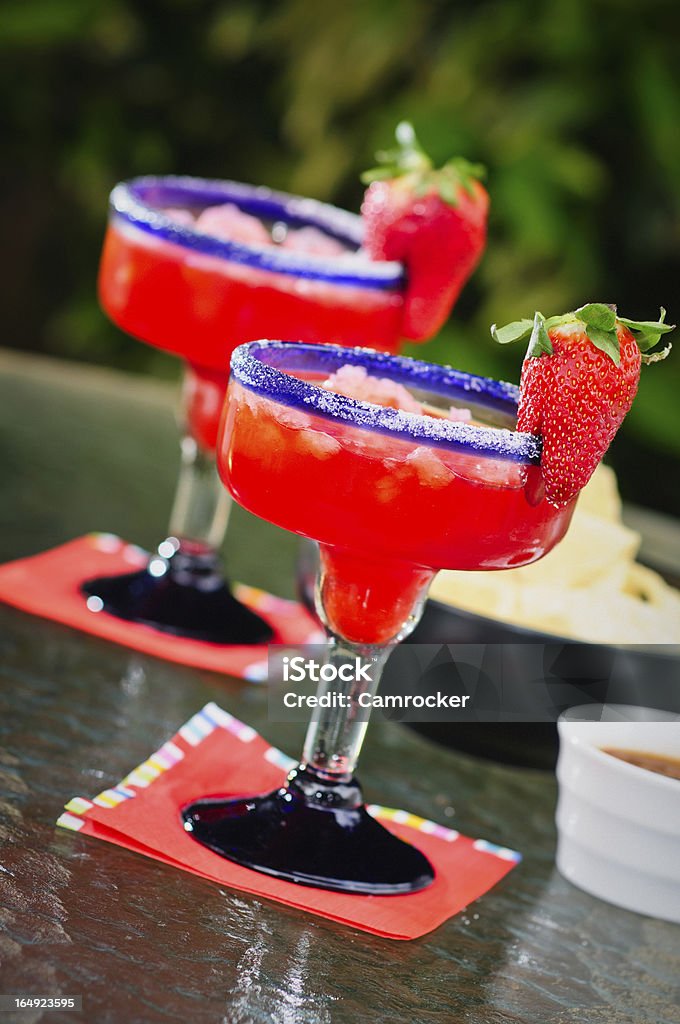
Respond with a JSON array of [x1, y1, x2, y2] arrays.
[[57, 702, 521, 940], [0, 534, 322, 679]]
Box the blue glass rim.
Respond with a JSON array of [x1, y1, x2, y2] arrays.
[[230, 341, 542, 465], [109, 176, 405, 291]]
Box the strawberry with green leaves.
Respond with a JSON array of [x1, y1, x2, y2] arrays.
[[492, 303, 673, 507], [361, 122, 488, 342]]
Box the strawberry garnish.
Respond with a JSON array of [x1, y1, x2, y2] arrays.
[[491, 303, 674, 507], [361, 122, 488, 342]]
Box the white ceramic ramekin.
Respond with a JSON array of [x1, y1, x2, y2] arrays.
[[556, 704, 680, 922]]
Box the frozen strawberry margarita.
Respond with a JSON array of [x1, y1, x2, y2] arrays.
[[220, 342, 575, 644], [99, 177, 406, 451], [181, 339, 573, 897]]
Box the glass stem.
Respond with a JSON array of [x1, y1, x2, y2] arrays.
[[302, 637, 391, 781], [167, 434, 231, 553]]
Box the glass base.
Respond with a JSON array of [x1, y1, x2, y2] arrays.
[[81, 544, 274, 645], [181, 765, 435, 895]]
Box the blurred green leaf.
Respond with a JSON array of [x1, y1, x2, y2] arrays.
[[0, 0, 98, 46]]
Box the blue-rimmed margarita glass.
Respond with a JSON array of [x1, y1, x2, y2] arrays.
[[181, 341, 577, 893], [83, 176, 405, 644]]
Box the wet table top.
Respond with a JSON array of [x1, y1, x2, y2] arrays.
[[1, 350, 679, 1024]]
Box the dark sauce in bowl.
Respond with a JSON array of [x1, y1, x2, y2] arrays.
[[602, 748, 680, 781]]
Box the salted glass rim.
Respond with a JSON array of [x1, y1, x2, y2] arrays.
[[109, 175, 406, 290], [230, 340, 542, 465]]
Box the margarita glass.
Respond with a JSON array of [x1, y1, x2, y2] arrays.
[[83, 176, 405, 644], [181, 341, 576, 894]]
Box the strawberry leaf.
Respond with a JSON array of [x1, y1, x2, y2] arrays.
[[544, 313, 576, 329], [633, 332, 670, 354], [493, 302, 675, 372], [360, 123, 485, 203], [526, 312, 554, 358], [490, 318, 534, 345], [586, 326, 621, 365], [395, 120, 424, 153], [617, 308, 675, 353], [641, 343, 672, 365], [361, 121, 432, 184], [438, 176, 459, 206], [576, 303, 617, 332], [443, 157, 487, 198], [360, 167, 394, 183]]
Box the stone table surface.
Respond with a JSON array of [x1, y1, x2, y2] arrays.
[[1, 349, 679, 1024]]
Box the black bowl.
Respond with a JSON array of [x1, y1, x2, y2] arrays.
[[405, 601, 677, 769], [295, 540, 679, 770]]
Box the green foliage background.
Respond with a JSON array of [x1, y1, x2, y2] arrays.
[[2, 0, 679, 512]]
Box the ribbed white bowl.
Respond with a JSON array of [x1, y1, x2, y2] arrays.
[[556, 705, 680, 922]]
